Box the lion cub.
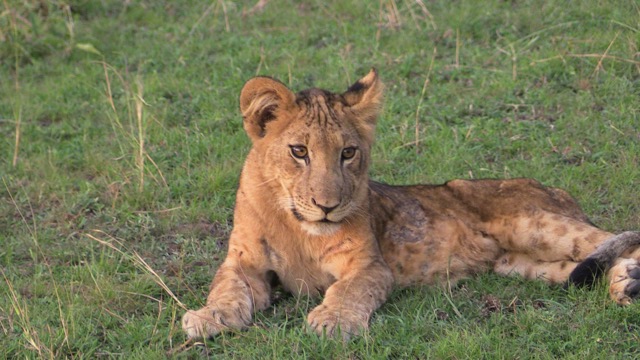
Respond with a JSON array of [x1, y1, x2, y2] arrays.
[[182, 69, 640, 340]]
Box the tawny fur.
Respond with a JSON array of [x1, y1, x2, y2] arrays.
[[182, 69, 640, 341]]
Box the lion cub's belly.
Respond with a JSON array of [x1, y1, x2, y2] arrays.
[[371, 190, 501, 286], [274, 262, 336, 297], [379, 216, 501, 287]]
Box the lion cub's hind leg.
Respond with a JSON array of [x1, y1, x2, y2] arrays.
[[489, 211, 613, 284], [494, 252, 578, 284], [489, 213, 612, 263]]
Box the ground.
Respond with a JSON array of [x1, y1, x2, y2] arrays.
[[1, 0, 639, 358]]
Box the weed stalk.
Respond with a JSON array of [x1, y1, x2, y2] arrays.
[[414, 47, 437, 153]]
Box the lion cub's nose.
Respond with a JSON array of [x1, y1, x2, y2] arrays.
[[311, 198, 339, 215]]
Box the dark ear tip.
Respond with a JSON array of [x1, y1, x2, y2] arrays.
[[365, 67, 379, 83], [345, 68, 382, 95], [567, 257, 606, 288]]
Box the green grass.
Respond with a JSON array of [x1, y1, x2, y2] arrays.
[[1, 0, 639, 358]]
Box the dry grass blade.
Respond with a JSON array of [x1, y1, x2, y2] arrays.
[[84, 231, 186, 309], [404, 0, 437, 31], [255, 46, 266, 75], [220, 0, 230, 32], [531, 53, 640, 66], [384, 0, 401, 29], [455, 28, 460, 68], [12, 106, 21, 167], [100, 61, 133, 158], [1, 269, 49, 358], [135, 78, 146, 192], [3, 178, 36, 242], [5, 0, 22, 167], [99, 62, 166, 191], [133, 206, 183, 214], [592, 31, 621, 77], [245, 0, 269, 16], [3, 179, 70, 354], [166, 339, 197, 357], [189, 1, 217, 36], [191, 0, 230, 33], [102, 62, 118, 115], [443, 263, 463, 319], [413, 0, 436, 30], [497, 44, 518, 80], [413, 47, 437, 153], [1, 178, 65, 356]]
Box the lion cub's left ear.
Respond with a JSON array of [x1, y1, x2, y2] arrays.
[[240, 76, 296, 141], [342, 68, 384, 141]]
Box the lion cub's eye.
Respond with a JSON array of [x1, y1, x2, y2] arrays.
[[341, 147, 357, 160], [290, 145, 308, 159]]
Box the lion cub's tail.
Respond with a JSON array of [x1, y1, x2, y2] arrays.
[[568, 231, 640, 287]]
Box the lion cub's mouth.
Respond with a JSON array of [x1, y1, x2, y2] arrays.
[[291, 206, 341, 223], [289, 203, 344, 235]]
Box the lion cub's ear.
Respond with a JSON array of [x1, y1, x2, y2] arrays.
[[342, 68, 384, 141], [240, 76, 296, 141]]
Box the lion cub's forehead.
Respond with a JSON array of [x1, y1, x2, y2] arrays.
[[283, 88, 361, 146], [294, 88, 349, 129]]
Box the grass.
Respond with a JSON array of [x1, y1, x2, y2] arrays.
[[1, 0, 639, 358]]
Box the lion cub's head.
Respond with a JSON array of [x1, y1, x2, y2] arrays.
[[239, 69, 383, 236]]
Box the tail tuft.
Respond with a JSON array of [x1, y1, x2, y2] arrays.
[[566, 257, 606, 288]]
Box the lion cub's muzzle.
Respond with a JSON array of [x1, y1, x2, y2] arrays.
[[291, 195, 351, 229], [312, 197, 339, 217]]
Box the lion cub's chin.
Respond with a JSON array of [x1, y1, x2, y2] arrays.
[[299, 221, 342, 237]]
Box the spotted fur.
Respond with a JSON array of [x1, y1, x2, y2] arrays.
[[182, 69, 640, 340]]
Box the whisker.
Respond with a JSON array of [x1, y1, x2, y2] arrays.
[[255, 177, 278, 188], [349, 203, 370, 220]]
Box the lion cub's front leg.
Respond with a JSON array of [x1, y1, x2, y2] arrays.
[[308, 252, 394, 340], [182, 249, 271, 339]]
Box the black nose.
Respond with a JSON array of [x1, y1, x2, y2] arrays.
[[312, 198, 339, 215]]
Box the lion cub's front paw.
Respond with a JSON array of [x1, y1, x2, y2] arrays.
[[182, 306, 250, 340], [609, 258, 640, 306], [182, 307, 226, 340], [307, 304, 368, 341]]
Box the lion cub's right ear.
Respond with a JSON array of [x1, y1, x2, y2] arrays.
[[239, 76, 296, 141]]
